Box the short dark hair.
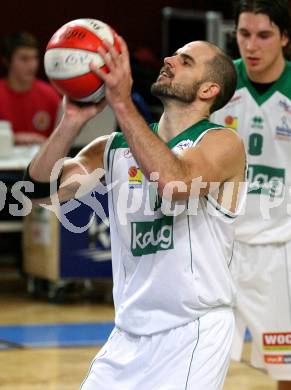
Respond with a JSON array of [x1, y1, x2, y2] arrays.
[[0, 31, 39, 63], [205, 51, 237, 113], [234, 0, 291, 39]]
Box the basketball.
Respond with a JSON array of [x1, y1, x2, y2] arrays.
[[44, 19, 120, 103]]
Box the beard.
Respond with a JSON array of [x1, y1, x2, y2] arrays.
[[151, 79, 201, 104]]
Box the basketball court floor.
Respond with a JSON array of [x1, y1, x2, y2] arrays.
[[0, 276, 276, 390]]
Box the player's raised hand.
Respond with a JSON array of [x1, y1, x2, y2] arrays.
[[90, 36, 133, 108], [62, 96, 107, 129]]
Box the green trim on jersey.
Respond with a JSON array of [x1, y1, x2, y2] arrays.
[[109, 119, 224, 153], [205, 194, 236, 219], [109, 131, 129, 150], [235, 59, 291, 105], [151, 119, 223, 148]]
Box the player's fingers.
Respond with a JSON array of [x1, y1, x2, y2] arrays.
[[117, 36, 130, 68], [89, 62, 108, 81], [118, 36, 129, 56], [103, 39, 120, 64], [97, 45, 115, 71]]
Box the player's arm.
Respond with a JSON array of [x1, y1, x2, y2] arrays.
[[27, 98, 108, 203], [90, 37, 245, 202], [167, 128, 245, 199], [57, 135, 109, 202], [103, 99, 245, 201]]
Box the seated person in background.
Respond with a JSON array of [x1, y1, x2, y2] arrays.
[[0, 31, 61, 145]]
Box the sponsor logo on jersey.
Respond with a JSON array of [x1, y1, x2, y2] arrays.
[[226, 94, 242, 107], [248, 165, 285, 197], [224, 115, 238, 130], [279, 99, 291, 115], [128, 166, 142, 189], [123, 149, 132, 158], [275, 116, 291, 140], [131, 216, 173, 256], [172, 139, 194, 153], [251, 116, 264, 130], [230, 95, 242, 103], [264, 355, 291, 364], [263, 333, 291, 351], [33, 111, 51, 131]]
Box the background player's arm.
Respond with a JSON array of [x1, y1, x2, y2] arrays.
[[28, 98, 109, 203]]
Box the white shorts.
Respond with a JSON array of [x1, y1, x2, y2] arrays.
[[231, 241, 291, 381], [80, 309, 234, 390]]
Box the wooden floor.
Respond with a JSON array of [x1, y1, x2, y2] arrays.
[[0, 276, 276, 390]]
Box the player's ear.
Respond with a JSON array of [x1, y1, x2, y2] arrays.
[[198, 82, 220, 101], [281, 31, 289, 48]]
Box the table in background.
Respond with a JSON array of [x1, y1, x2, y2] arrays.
[[0, 146, 39, 270]]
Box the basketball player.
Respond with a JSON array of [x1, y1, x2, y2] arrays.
[[211, 1, 291, 389], [26, 39, 246, 389]]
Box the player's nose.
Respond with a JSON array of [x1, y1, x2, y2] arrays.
[[246, 35, 258, 51], [163, 55, 175, 67]]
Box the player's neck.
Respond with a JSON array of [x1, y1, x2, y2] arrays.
[[158, 104, 208, 142], [6, 74, 33, 93], [246, 54, 286, 83]]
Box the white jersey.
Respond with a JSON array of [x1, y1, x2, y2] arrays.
[[212, 59, 291, 244], [104, 119, 245, 335]]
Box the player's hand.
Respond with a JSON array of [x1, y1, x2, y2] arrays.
[[89, 36, 133, 109], [62, 96, 107, 128]]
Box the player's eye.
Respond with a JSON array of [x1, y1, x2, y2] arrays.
[[181, 56, 192, 66], [238, 30, 250, 38], [258, 32, 273, 39]]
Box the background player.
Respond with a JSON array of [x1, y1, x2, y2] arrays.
[[212, 1, 291, 389]]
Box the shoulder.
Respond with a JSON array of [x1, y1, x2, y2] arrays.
[[197, 128, 245, 182], [268, 60, 291, 99], [205, 125, 241, 141], [233, 58, 243, 70], [200, 127, 245, 158], [76, 135, 110, 165], [279, 61, 291, 88]]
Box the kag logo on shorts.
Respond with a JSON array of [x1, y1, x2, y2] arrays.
[[131, 216, 174, 256]]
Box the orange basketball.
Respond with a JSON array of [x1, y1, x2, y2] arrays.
[[44, 19, 120, 103]]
